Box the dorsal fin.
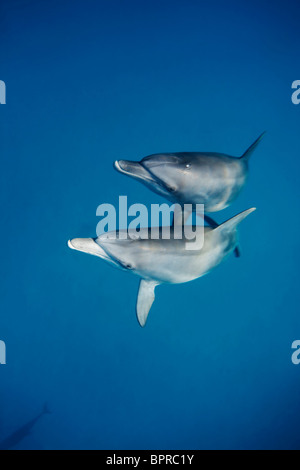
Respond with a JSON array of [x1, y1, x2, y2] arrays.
[[216, 208, 256, 233], [240, 132, 266, 161]]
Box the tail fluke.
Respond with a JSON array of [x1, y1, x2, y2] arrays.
[[240, 132, 266, 161]]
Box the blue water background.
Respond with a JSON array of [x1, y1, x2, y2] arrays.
[[0, 0, 300, 450]]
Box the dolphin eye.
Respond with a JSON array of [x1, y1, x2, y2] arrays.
[[168, 186, 176, 192], [126, 263, 133, 269]]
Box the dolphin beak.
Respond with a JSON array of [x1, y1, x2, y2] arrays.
[[68, 238, 110, 259], [114, 159, 158, 184]]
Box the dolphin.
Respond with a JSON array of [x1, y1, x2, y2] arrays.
[[0, 404, 51, 450], [68, 208, 255, 327], [114, 133, 265, 214]]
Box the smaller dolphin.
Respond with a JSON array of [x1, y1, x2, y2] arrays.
[[0, 403, 51, 450], [114, 133, 265, 213], [68, 208, 255, 327]]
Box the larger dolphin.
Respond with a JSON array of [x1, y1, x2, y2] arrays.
[[114, 133, 265, 213], [68, 208, 255, 327]]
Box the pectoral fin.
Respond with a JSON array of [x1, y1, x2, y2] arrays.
[[136, 280, 159, 327]]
